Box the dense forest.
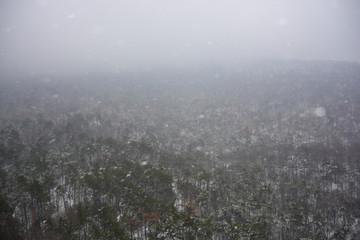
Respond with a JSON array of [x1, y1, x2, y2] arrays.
[[1, 60, 360, 239]]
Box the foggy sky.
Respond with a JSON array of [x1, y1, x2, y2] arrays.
[[1, 0, 360, 75]]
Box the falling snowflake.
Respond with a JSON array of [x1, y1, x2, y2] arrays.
[[117, 40, 124, 46], [277, 18, 287, 26], [330, 0, 339, 8], [92, 25, 104, 35], [314, 107, 326, 117]]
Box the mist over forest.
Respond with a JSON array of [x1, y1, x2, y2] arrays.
[[1, 1, 360, 239]]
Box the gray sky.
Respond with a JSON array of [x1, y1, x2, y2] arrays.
[[1, 0, 360, 75]]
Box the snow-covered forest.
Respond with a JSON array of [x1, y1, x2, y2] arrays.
[[1, 61, 360, 239]]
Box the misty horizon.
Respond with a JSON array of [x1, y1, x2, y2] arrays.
[[1, 0, 360, 76]]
